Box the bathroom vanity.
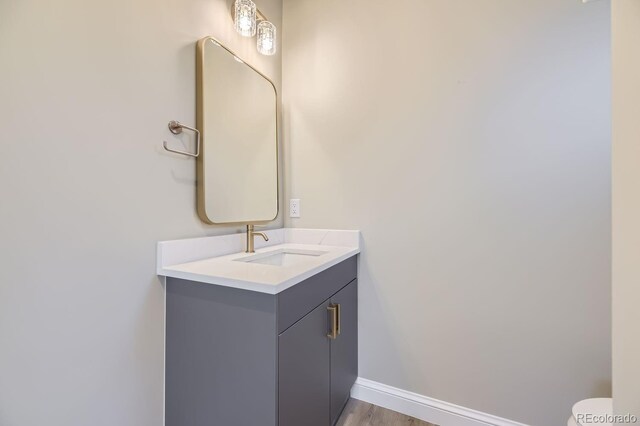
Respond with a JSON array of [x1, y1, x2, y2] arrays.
[[158, 229, 360, 426], [158, 35, 359, 426]]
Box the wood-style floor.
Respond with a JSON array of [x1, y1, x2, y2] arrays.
[[336, 399, 438, 426]]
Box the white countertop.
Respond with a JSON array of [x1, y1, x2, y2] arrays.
[[157, 229, 360, 294]]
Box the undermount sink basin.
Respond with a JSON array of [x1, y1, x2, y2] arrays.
[[236, 248, 329, 267]]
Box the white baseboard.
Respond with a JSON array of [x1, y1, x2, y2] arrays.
[[350, 377, 529, 426]]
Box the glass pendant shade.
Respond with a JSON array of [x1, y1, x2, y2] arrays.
[[234, 0, 256, 37], [257, 21, 276, 56]]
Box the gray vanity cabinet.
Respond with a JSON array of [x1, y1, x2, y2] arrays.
[[165, 256, 358, 426]]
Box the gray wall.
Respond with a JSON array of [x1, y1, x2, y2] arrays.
[[282, 1, 611, 425], [612, 0, 640, 418], [0, 0, 282, 425]]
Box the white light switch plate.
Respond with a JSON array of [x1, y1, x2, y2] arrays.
[[289, 199, 301, 218]]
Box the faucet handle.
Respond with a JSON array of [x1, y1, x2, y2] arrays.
[[246, 224, 268, 232]]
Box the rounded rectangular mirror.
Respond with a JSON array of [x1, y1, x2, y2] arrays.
[[196, 37, 279, 224]]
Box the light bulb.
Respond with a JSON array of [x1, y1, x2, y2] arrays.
[[234, 0, 256, 37], [257, 21, 276, 56], [239, 17, 250, 30]]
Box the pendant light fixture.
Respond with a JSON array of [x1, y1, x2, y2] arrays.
[[234, 0, 256, 37], [257, 21, 276, 56], [233, 0, 276, 56]]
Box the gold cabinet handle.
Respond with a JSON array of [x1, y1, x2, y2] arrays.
[[327, 305, 338, 339]]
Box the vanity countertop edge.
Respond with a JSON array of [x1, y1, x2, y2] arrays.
[[157, 228, 361, 295]]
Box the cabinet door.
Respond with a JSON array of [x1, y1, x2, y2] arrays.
[[279, 302, 331, 426], [330, 280, 358, 425]]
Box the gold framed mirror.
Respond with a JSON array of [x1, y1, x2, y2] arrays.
[[196, 36, 279, 225]]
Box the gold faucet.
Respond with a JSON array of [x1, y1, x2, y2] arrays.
[[246, 224, 269, 253]]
